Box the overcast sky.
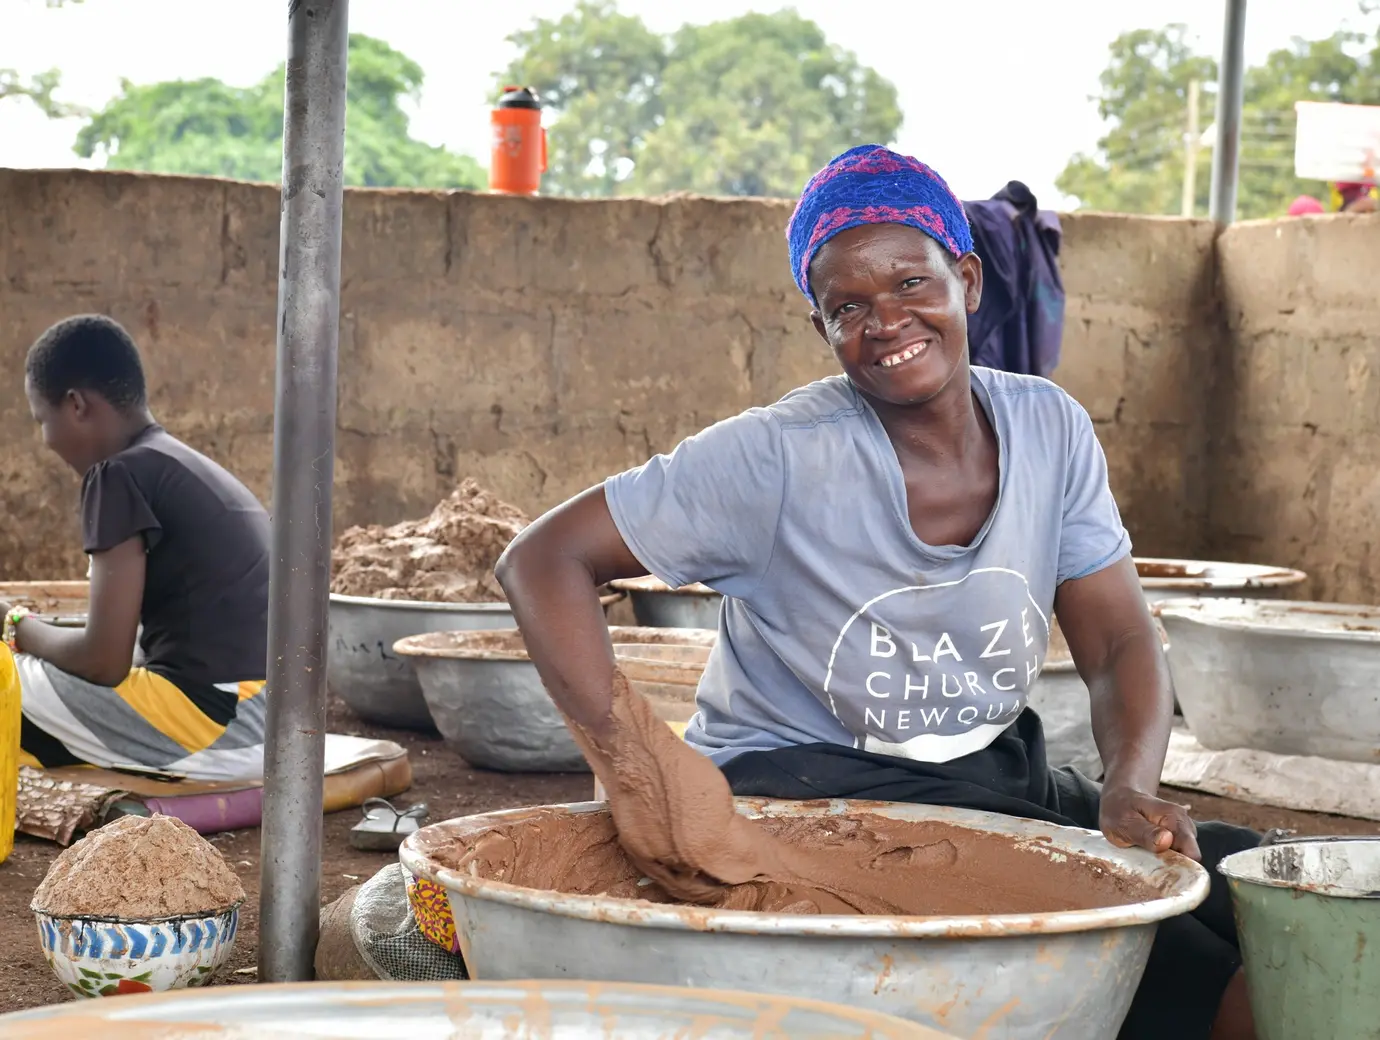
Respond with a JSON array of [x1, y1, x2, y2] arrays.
[[0, 0, 1373, 206]]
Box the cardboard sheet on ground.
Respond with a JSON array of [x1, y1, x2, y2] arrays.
[[17, 734, 413, 844], [1161, 724, 1380, 822]]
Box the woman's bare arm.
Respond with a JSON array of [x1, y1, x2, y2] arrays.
[[495, 484, 649, 737], [15, 536, 145, 686], [1055, 554, 1200, 859]]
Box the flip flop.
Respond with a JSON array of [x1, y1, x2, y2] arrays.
[[349, 797, 429, 852]]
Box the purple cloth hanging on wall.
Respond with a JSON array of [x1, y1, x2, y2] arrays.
[[963, 181, 1065, 378]]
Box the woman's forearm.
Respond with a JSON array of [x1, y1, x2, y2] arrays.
[[16, 620, 127, 687], [497, 545, 618, 734], [1086, 626, 1174, 793], [495, 486, 650, 738]]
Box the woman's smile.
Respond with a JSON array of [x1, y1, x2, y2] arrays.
[[876, 339, 930, 368]]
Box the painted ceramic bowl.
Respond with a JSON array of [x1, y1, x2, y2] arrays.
[[34, 903, 241, 999]]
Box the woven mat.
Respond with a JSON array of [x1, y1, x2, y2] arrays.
[[16, 766, 119, 844], [16, 735, 412, 845]]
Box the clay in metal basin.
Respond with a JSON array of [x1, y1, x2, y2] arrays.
[[401, 797, 1208, 1040], [0, 582, 142, 667], [1158, 597, 1380, 762], [328, 590, 622, 732], [392, 626, 714, 773], [609, 575, 722, 629], [1135, 558, 1306, 605], [0, 978, 948, 1038], [0, 580, 89, 621]]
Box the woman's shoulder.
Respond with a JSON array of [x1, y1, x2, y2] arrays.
[[764, 375, 865, 429], [972, 367, 1088, 427]]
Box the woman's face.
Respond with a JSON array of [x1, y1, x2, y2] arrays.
[[809, 224, 982, 408], [25, 376, 95, 473]]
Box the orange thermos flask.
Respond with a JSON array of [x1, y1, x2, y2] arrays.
[[489, 86, 546, 195]]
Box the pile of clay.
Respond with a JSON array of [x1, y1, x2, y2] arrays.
[[438, 808, 1160, 917], [331, 478, 528, 602], [32, 814, 246, 920]]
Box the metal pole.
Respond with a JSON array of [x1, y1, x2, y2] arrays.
[[1181, 79, 1200, 217], [1209, 0, 1247, 223], [259, 0, 349, 983]]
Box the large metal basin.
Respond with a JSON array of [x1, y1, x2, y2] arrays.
[[328, 591, 620, 731], [393, 626, 716, 773], [1030, 618, 1171, 779], [0, 978, 945, 1038], [328, 594, 515, 731], [401, 798, 1208, 1039], [1136, 557, 1306, 605], [610, 575, 723, 629], [1159, 597, 1380, 761]]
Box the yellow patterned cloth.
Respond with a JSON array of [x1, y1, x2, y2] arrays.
[[405, 868, 460, 954]]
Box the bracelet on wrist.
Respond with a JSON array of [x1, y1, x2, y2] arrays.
[[5, 606, 32, 654]]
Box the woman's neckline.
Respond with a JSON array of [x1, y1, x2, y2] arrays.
[[857, 370, 1006, 560]]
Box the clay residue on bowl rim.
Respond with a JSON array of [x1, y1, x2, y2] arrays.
[[394, 625, 717, 662], [1156, 597, 1380, 639], [609, 575, 718, 597], [1134, 557, 1306, 590], [0, 580, 90, 618]]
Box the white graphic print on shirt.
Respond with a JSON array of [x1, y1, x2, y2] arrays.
[[822, 567, 1050, 763]]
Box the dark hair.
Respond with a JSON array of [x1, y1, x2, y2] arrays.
[[26, 314, 148, 411]]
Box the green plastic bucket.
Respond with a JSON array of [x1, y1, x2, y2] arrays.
[[1220, 838, 1380, 1040]]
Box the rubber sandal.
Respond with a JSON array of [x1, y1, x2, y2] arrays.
[[349, 797, 429, 851]]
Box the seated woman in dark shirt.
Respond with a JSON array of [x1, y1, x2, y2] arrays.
[[6, 315, 271, 780]]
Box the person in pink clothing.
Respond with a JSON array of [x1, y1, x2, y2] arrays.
[[1287, 195, 1325, 216]]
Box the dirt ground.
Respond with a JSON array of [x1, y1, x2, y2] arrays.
[[2, 701, 1377, 1016]]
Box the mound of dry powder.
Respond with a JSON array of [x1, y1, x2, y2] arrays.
[[331, 479, 529, 603], [32, 814, 245, 920]]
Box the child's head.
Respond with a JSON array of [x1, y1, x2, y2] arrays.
[[25, 314, 149, 472]]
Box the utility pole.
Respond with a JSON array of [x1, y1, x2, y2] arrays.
[[1182, 79, 1201, 217], [259, 0, 349, 983], [1209, 0, 1248, 223]]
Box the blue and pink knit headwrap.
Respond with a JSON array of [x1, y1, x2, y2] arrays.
[[786, 144, 972, 302]]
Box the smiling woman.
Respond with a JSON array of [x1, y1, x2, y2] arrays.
[[495, 145, 1260, 1039]]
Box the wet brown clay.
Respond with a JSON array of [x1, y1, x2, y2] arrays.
[[440, 672, 1158, 917], [440, 807, 1158, 916]]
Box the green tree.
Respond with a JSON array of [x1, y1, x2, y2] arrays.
[[499, 1, 666, 196], [75, 34, 484, 189], [1056, 27, 1216, 216], [1058, 23, 1380, 219], [498, 2, 901, 198], [0, 0, 88, 118]]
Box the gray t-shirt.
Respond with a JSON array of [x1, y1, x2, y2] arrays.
[[605, 367, 1130, 766]]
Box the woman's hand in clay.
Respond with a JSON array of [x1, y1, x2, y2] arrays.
[[1099, 785, 1201, 861]]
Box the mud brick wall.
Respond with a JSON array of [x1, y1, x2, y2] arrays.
[[1210, 216, 1380, 602], [6, 169, 1360, 601]]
